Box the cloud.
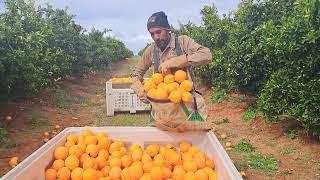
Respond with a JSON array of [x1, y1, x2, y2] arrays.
[[1, 0, 240, 54]]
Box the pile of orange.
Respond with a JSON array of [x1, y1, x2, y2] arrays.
[[111, 77, 132, 83], [45, 129, 218, 180], [144, 70, 193, 103]]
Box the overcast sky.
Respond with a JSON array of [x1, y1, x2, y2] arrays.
[[0, 0, 240, 54]]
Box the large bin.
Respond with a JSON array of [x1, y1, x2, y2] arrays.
[[105, 80, 151, 116], [2, 127, 242, 180]]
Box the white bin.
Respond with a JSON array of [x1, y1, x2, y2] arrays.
[[106, 80, 151, 116], [2, 127, 242, 180]]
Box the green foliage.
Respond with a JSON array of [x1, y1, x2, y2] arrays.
[[0, 0, 133, 99], [247, 153, 278, 172], [209, 88, 228, 103], [242, 106, 257, 122], [0, 128, 7, 143], [233, 139, 255, 153], [176, 0, 320, 138]]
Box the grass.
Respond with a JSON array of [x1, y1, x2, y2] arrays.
[[278, 146, 298, 155], [242, 106, 257, 122], [0, 128, 7, 144], [82, 97, 102, 107], [285, 129, 298, 139], [52, 86, 82, 109], [209, 88, 242, 104], [28, 110, 48, 127], [93, 111, 150, 127], [233, 138, 255, 153], [213, 118, 230, 125], [247, 153, 278, 172]]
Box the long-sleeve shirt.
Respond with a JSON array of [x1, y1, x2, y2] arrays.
[[133, 33, 212, 81]]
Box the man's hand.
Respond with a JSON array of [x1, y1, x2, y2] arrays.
[[158, 54, 188, 74], [131, 77, 150, 104]]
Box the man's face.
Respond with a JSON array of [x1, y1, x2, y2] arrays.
[[148, 27, 170, 51]]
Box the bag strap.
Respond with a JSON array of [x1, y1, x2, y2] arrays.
[[152, 36, 184, 73]]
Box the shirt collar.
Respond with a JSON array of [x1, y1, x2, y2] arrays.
[[154, 33, 176, 52]]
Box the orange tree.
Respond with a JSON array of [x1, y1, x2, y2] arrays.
[[176, 0, 320, 138], [0, 0, 133, 99]]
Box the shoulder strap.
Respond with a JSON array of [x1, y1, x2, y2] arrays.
[[152, 36, 184, 73], [153, 45, 160, 73], [175, 37, 183, 56]]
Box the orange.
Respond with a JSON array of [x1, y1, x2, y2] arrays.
[[174, 70, 187, 83], [179, 141, 192, 152], [83, 168, 97, 180], [52, 159, 65, 171], [194, 152, 206, 169], [98, 149, 109, 159], [83, 157, 98, 170], [84, 136, 98, 145], [145, 144, 160, 157], [95, 155, 108, 169], [183, 160, 198, 172], [80, 153, 90, 167], [65, 155, 80, 170], [147, 88, 157, 99], [54, 146, 69, 160], [172, 166, 185, 180], [129, 144, 142, 154], [45, 168, 57, 180], [167, 151, 181, 166], [141, 153, 152, 163], [182, 152, 193, 162], [184, 172, 196, 180], [119, 146, 127, 156], [180, 80, 193, 92], [189, 146, 200, 155], [101, 165, 110, 176], [164, 74, 175, 84], [142, 161, 153, 173], [66, 134, 77, 144], [144, 80, 156, 92], [110, 150, 122, 158], [150, 166, 163, 180], [121, 167, 130, 179], [57, 167, 71, 180], [152, 73, 164, 85], [139, 173, 152, 180], [98, 137, 111, 150], [166, 82, 179, 93], [82, 129, 94, 137], [109, 157, 122, 167], [203, 167, 214, 174], [182, 91, 193, 103], [71, 167, 83, 180], [195, 169, 209, 180], [109, 142, 120, 153], [69, 145, 82, 158], [206, 159, 215, 169], [121, 154, 133, 168], [155, 88, 168, 100], [64, 141, 75, 148], [109, 166, 122, 179], [77, 135, 85, 145], [96, 132, 107, 139], [209, 171, 218, 180], [168, 90, 182, 103], [128, 161, 143, 179], [131, 148, 143, 162], [162, 167, 172, 178], [86, 144, 99, 158]]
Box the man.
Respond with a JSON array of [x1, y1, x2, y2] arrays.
[[132, 11, 212, 103]]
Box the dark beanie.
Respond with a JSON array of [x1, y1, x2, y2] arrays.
[[147, 11, 170, 30]]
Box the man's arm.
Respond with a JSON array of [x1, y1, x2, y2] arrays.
[[180, 35, 212, 67], [132, 45, 153, 81]]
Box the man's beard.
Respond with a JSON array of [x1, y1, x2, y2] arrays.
[[156, 34, 171, 52]]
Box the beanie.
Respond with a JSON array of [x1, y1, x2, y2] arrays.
[[147, 11, 170, 30]]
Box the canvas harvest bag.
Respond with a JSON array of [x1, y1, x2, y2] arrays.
[[148, 36, 210, 132]]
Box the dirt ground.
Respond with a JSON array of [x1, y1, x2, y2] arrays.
[[0, 57, 319, 179]]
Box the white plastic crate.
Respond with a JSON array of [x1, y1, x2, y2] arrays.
[[106, 79, 151, 116], [2, 127, 243, 180]]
